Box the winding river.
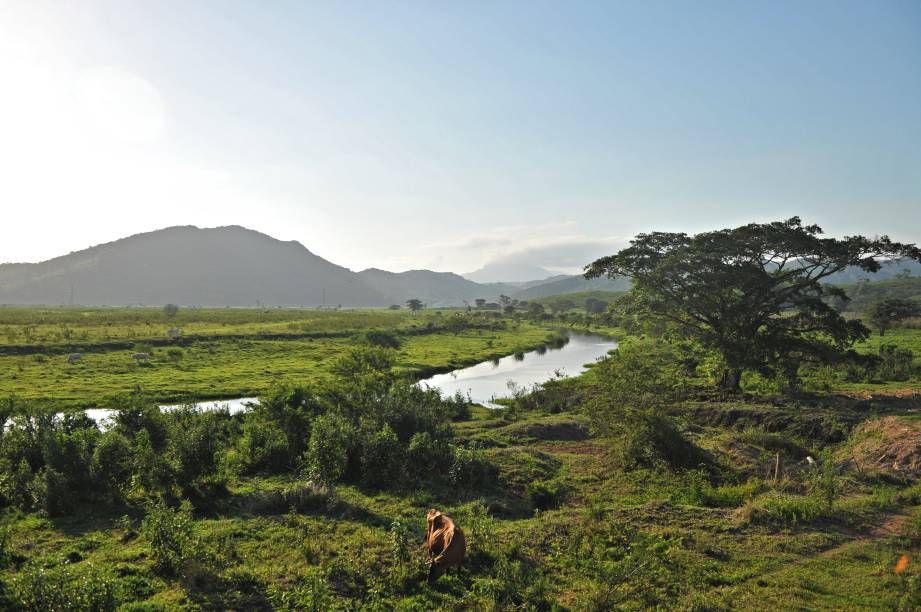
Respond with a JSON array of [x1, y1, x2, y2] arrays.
[[417, 332, 618, 407]]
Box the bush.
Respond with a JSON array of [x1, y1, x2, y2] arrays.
[[141, 499, 196, 576], [527, 479, 568, 510], [359, 425, 403, 489], [608, 410, 706, 471], [359, 330, 402, 349], [303, 414, 355, 488], [449, 446, 496, 494], [405, 432, 452, 481], [91, 432, 134, 499], [234, 418, 289, 475], [458, 500, 497, 563]]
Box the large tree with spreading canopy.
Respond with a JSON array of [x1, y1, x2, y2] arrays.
[[585, 218, 921, 393]]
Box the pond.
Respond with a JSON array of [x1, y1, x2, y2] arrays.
[[417, 332, 618, 407]]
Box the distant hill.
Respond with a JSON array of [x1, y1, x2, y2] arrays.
[[358, 268, 517, 307], [835, 276, 921, 312], [464, 261, 554, 283], [824, 258, 921, 284], [0, 226, 391, 307], [0, 225, 635, 308], [511, 274, 631, 301]]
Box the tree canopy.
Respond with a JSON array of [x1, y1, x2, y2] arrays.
[[585, 217, 921, 392], [864, 298, 921, 336]]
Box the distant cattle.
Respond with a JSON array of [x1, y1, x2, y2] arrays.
[[132, 353, 150, 361], [67, 353, 82, 364]]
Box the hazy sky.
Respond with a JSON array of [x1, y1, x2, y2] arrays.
[[1, 1, 919, 275]]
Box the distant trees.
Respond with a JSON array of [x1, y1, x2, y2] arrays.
[[163, 304, 179, 318], [405, 299, 424, 313], [586, 217, 921, 393], [864, 298, 921, 336], [585, 298, 609, 314], [474, 298, 487, 309]]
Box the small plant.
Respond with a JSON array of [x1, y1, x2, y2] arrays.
[[807, 450, 839, 513], [388, 520, 412, 567]]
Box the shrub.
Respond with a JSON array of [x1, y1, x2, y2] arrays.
[[91, 432, 134, 499], [405, 432, 452, 481], [459, 500, 497, 563], [359, 330, 402, 349], [527, 478, 568, 510], [608, 410, 706, 471], [302, 413, 354, 488], [359, 425, 403, 489], [234, 418, 289, 474], [449, 446, 496, 494], [141, 499, 196, 576]]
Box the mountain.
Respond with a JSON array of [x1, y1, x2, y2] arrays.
[[0, 226, 391, 307], [0, 225, 635, 307], [358, 268, 517, 307], [464, 261, 554, 283], [511, 274, 631, 301], [824, 258, 921, 284]]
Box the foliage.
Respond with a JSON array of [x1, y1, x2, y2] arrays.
[[863, 297, 921, 336], [12, 565, 117, 612], [141, 498, 196, 576], [302, 413, 354, 488], [586, 217, 921, 391], [358, 424, 402, 489]]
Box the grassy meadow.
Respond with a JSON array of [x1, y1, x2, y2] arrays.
[[0, 307, 552, 408]]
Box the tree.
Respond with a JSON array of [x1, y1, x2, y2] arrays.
[[864, 298, 921, 336], [163, 304, 179, 319], [405, 299, 424, 313], [499, 294, 512, 307], [474, 298, 487, 309], [585, 217, 921, 393], [585, 298, 609, 314]]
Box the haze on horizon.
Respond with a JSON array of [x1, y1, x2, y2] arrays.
[[1, 1, 919, 279]]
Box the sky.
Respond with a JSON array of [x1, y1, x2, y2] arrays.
[[1, 1, 919, 278]]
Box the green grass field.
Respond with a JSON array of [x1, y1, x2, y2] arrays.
[[0, 307, 553, 408]]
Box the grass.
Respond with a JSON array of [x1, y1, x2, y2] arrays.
[[0, 307, 554, 408]]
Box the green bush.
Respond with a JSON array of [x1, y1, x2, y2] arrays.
[[527, 478, 568, 510], [359, 329, 402, 349], [608, 410, 706, 471], [141, 499, 196, 576], [405, 431, 452, 481], [302, 413, 355, 488], [449, 446, 496, 494], [359, 425, 402, 489], [234, 418, 289, 475], [91, 432, 134, 499]]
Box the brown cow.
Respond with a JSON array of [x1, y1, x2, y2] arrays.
[[425, 508, 466, 584]]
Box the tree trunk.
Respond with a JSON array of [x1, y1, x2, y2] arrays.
[[719, 368, 742, 394]]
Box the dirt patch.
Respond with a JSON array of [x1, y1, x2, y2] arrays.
[[844, 416, 921, 479]]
